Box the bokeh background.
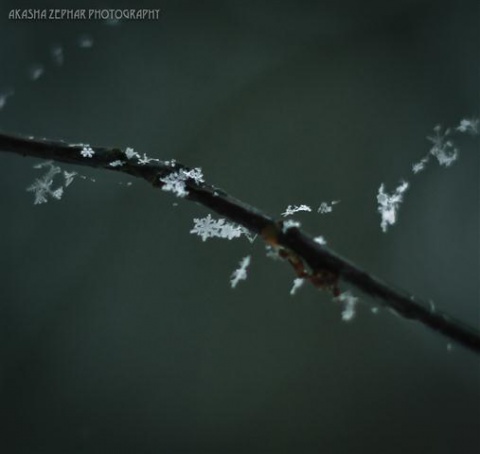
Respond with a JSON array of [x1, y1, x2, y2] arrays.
[[0, 0, 478, 453]]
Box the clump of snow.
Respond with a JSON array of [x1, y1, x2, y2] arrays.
[[282, 204, 311, 217], [317, 200, 339, 214], [377, 181, 409, 232], [282, 219, 301, 233], [160, 167, 204, 197], [290, 278, 305, 296]]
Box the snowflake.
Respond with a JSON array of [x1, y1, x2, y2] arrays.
[[412, 156, 430, 174], [63, 171, 77, 187], [290, 278, 305, 296], [377, 181, 409, 233], [26, 161, 64, 205], [109, 160, 125, 167], [282, 219, 301, 233], [282, 204, 312, 217], [314, 236, 327, 245], [80, 145, 95, 158], [456, 118, 479, 135], [427, 125, 458, 167], [318, 200, 339, 214], [335, 291, 359, 322], [124, 147, 140, 160], [160, 167, 204, 198], [230, 255, 251, 288], [138, 153, 156, 165], [190, 214, 245, 241]]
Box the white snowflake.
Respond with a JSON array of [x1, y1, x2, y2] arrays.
[[314, 236, 327, 245], [138, 153, 156, 165], [335, 291, 359, 322], [318, 200, 339, 214], [282, 219, 301, 233], [282, 204, 312, 217], [190, 214, 245, 241], [124, 147, 140, 160], [160, 167, 204, 198], [230, 255, 251, 288], [63, 171, 77, 187], [412, 156, 430, 174], [109, 160, 125, 167], [377, 181, 409, 233], [427, 125, 458, 167], [456, 118, 479, 135], [80, 145, 95, 158], [26, 161, 64, 205], [290, 278, 305, 296]]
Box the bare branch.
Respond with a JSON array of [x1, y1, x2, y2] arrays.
[[1, 131, 479, 355]]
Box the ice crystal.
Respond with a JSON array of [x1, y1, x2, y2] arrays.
[[190, 214, 246, 242], [109, 160, 125, 167], [63, 171, 77, 187], [26, 161, 64, 205], [80, 145, 95, 158], [230, 255, 251, 288], [318, 200, 339, 214], [335, 291, 359, 322], [377, 181, 409, 232], [124, 147, 140, 160], [456, 118, 479, 135], [427, 125, 458, 167], [282, 219, 301, 233], [314, 236, 327, 245], [282, 204, 312, 217], [160, 167, 204, 198], [290, 278, 305, 296]]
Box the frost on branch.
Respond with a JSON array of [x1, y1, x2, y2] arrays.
[[230, 255, 251, 288], [335, 291, 359, 322], [160, 167, 204, 198], [282, 204, 312, 217], [190, 214, 252, 242], [377, 181, 409, 232]]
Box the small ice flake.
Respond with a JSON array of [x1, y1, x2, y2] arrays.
[[29, 64, 44, 81], [282, 204, 312, 217], [50, 44, 64, 66], [456, 118, 479, 135], [318, 200, 339, 214], [290, 278, 305, 296], [0, 88, 14, 110], [427, 125, 458, 167], [314, 236, 327, 245], [63, 171, 77, 187], [230, 255, 251, 288], [412, 156, 430, 174], [78, 34, 94, 48], [124, 147, 140, 160], [282, 219, 301, 233], [138, 153, 156, 165], [377, 181, 409, 232], [109, 160, 125, 167], [182, 168, 204, 184], [80, 145, 95, 158], [335, 291, 358, 322]]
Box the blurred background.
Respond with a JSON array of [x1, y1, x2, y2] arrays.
[[0, 0, 478, 452]]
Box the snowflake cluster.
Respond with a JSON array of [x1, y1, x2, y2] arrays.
[[230, 255, 251, 288], [377, 181, 409, 233], [160, 167, 204, 198], [26, 161, 74, 204], [190, 214, 251, 242]]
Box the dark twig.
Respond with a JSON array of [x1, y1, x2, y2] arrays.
[[1, 131, 479, 355]]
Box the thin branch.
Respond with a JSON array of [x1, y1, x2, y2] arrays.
[[1, 131, 479, 355]]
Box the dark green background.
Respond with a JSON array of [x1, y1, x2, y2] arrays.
[[0, 1, 478, 452]]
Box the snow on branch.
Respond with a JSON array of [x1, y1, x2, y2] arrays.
[[1, 131, 479, 355]]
